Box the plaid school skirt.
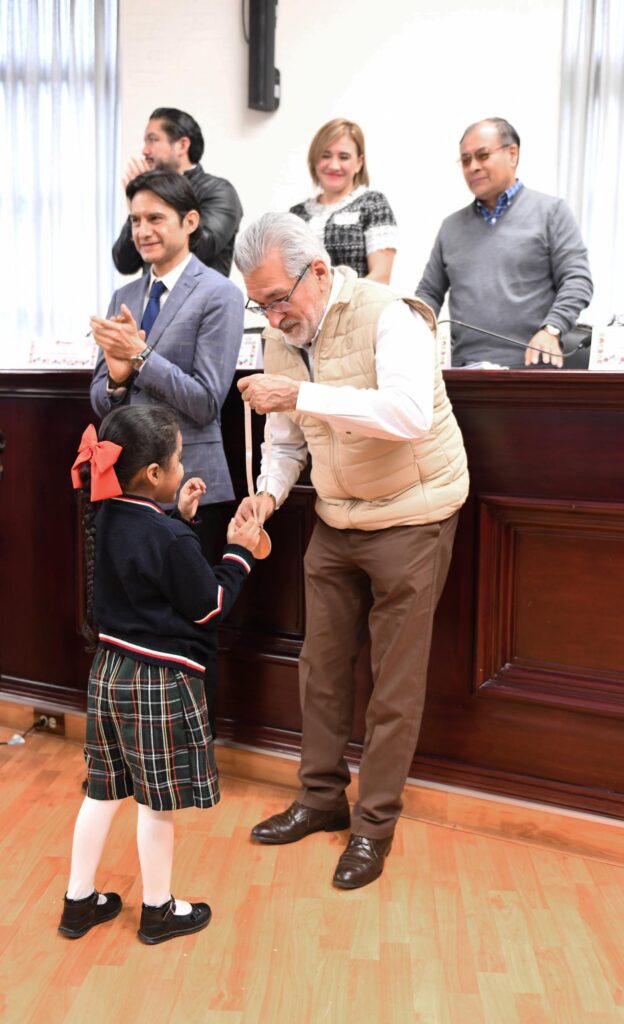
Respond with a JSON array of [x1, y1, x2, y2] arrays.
[[84, 647, 220, 811]]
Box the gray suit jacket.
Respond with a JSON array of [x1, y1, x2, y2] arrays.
[[90, 254, 244, 504]]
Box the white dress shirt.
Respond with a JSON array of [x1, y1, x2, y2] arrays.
[[143, 251, 193, 315], [258, 270, 435, 508]]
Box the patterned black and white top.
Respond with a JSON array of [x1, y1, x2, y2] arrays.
[[290, 186, 398, 277]]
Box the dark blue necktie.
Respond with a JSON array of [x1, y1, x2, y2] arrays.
[[141, 279, 166, 338]]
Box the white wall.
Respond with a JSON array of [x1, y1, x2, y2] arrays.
[[119, 0, 564, 295]]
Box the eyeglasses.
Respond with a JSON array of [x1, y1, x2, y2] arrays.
[[457, 144, 510, 168], [245, 262, 312, 317]]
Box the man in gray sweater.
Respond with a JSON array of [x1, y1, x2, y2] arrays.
[[415, 118, 593, 368]]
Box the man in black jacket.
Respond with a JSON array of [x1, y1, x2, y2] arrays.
[[112, 107, 243, 278]]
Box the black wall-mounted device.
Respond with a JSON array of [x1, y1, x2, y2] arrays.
[[248, 0, 280, 112]]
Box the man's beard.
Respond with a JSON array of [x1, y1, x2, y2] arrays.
[[280, 318, 310, 347], [151, 157, 180, 173], [281, 316, 319, 348], [280, 296, 326, 348]]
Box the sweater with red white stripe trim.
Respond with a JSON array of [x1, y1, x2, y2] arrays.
[[93, 495, 255, 677]]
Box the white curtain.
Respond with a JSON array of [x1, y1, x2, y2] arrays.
[[0, 0, 119, 353], [558, 0, 624, 320]]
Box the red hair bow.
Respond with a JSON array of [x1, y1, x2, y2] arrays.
[[71, 424, 123, 501]]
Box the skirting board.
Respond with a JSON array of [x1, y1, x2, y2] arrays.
[[1, 697, 622, 864], [215, 741, 624, 866]]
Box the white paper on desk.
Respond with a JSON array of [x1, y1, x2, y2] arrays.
[[458, 361, 509, 370], [28, 335, 97, 369], [0, 339, 30, 369], [589, 324, 624, 371]]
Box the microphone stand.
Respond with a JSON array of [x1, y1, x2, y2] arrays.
[[437, 319, 592, 363]]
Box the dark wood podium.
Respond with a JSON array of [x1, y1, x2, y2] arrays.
[[1, 368, 623, 818]]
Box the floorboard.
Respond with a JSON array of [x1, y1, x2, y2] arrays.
[[1, 723, 623, 1023]]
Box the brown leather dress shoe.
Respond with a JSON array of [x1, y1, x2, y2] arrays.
[[332, 834, 393, 889], [250, 800, 350, 845]]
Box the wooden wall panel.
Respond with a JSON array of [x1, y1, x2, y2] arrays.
[[475, 497, 624, 714], [0, 372, 93, 709], [221, 488, 312, 653], [2, 368, 624, 819]]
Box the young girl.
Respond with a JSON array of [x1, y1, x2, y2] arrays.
[[59, 404, 261, 945]]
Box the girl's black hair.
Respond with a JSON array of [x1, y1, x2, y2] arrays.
[[98, 403, 181, 482], [78, 404, 181, 649]]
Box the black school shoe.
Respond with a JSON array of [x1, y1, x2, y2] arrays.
[[137, 897, 212, 945], [58, 890, 122, 938]]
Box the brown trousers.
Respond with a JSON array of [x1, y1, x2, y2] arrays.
[[297, 513, 459, 838]]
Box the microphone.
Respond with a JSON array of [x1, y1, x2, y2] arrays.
[[437, 319, 592, 363]]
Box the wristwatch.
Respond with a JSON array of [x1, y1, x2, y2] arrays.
[[130, 346, 152, 371], [106, 374, 131, 400], [542, 324, 561, 338]]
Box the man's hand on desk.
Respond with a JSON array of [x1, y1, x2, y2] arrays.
[[238, 373, 301, 413], [524, 329, 564, 368]]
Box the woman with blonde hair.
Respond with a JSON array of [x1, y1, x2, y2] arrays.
[[290, 118, 398, 284]]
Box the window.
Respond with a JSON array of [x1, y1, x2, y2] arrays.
[[0, 0, 119, 362], [558, 0, 624, 319]]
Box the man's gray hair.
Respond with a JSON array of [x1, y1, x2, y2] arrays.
[[234, 212, 330, 277], [460, 117, 521, 150]]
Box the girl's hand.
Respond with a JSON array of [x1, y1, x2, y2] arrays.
[[178, 477, 206, 521], [226, 516, 261, 552]]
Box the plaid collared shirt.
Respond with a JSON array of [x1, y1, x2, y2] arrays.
[[476, 179, 524, 226]]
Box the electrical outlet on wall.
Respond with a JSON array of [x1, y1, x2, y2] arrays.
[[33, 710, 66, 736]]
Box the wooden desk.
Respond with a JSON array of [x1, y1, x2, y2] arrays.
[[2, 369, 623, 817]]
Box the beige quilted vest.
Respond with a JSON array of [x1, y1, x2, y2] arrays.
[[264, 267, 469, 530]]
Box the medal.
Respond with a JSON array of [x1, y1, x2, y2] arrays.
[[244, 401, 272, 560]]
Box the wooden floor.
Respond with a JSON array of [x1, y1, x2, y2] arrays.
[[1, 726, 623, 1023]]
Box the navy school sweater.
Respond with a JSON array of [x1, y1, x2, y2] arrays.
[[93, 495, 255, 677]]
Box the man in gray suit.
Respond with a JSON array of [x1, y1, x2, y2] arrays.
[[90, 170, 244, 564]]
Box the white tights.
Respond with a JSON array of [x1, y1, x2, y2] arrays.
[[66, 797, 191, 913]]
